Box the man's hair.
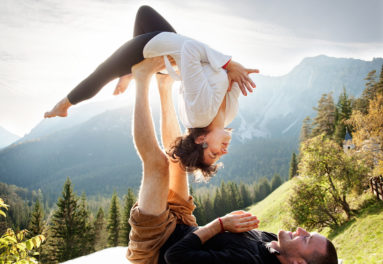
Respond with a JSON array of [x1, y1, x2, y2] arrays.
[[305, 239, 338, 264], [166, 128, 219, 180]]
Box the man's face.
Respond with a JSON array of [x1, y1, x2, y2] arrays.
[[271, 227, 327, 262]]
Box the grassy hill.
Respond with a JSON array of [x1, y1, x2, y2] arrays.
[[247, 180, 383, 264]]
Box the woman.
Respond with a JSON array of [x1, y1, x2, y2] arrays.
[[44, 5, 259, 179]]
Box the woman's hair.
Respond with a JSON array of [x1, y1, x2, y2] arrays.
[[167, 127, 220, 181]]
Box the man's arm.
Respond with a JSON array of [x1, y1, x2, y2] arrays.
[[156, 74, 181, 149], [156, 74, 189, 200]]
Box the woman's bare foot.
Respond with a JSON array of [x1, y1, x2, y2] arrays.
[[44, 97, 72, 118], [113, 74, 133, 95]]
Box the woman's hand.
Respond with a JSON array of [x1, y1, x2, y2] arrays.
[[226, 60, 259, 96], [220, 210, 260, 233]]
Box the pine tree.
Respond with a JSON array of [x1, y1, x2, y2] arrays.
[[227, 182, 243, 211], [107, 192, 121, 247], [203, 194, 215, 223], [121, 189, 136, 246], [255, 178, 271, 202], [300, 116, 312, 143], [78, 193, 94, 255], [28, 198, 44, 238], [239, 182, 252, 208], [271, 174, 283, 191], [28, 198, 45, 261], [355, 70, 378, 113], [214, 182, 228, 216], [376, 65, 383, 95], [94, 207, 107, 251], [193, 195, 206, 225], [48, 178, 83, 262], [334, 87, 353, 144], [289, 152, 298, 179], [312, 93, 336, 137]]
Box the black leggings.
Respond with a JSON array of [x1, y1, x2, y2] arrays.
[[67, 6, 176, 105]]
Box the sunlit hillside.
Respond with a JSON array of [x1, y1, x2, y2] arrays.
[[248, 180, 383, 264]]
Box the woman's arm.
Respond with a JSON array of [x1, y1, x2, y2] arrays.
[[195, 211, 259, 244], [181, 40, 259, 95]]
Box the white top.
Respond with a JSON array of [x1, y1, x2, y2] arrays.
[[143, 32, 241, 128]]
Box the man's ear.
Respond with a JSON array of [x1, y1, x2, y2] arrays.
[[195, 135, 205, 144]]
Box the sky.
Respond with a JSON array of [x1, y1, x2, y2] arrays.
[[0, 0, 382, 136]]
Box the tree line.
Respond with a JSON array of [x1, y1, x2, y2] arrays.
[[0, 171, 283, 263], [287, 65, 383, 230], [193, 174, 283, 226]]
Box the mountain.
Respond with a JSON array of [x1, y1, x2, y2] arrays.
[[236, 55, 383, 141], [0, 126, 20, 149], [19, 97, 131, 143], [0, 56, 381, 200]]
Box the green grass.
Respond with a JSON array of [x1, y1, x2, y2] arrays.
[[247, 180, 294, 233], [246, 180, 383, 264], [329, 198, 383, 264]]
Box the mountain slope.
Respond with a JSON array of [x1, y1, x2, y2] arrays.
[[248, 180, 383, 263], [238, 56, 383, 140], [0, 108, 142, 200], [0, 126, 19, 149], [0, 56, 381, 199]]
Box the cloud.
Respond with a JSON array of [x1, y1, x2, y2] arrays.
[[0, 0, 382, 135]]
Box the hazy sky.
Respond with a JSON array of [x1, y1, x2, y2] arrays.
[[1, 0, 382, 136]]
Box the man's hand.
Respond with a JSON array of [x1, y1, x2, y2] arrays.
[[226, 60, 259, 96], [131, 57, 166, 81], [221, 210, 259, 233]]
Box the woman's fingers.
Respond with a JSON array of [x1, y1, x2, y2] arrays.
[[236, 217, 259, 227], [242, 78, 253, 93], [238, 82, 247, 96], [230, 210, 247, 215], [246, 76, 256, 88], [227, 76, 233, 92], [246, 69, 260, 74]]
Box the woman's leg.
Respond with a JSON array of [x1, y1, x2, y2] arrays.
[[45, 6, 175, 117], [114, 6, 177, 95], [67, 31, 159, 105], [134, 5, 176, 37]]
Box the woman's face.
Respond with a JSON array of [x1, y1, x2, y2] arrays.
[[202, 129, 232, 165]]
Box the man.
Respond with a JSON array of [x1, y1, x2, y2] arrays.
[[127, 57, 338, 264]]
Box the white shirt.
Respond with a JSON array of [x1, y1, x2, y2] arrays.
[[143, 32, 240, 128]]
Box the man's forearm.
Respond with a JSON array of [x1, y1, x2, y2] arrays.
[[158, 80, 181, 150]]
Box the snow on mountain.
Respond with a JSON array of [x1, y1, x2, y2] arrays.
[[62, 247, 129, 264]]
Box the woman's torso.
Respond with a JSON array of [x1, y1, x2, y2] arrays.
[[143, 32, 240, 128]]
